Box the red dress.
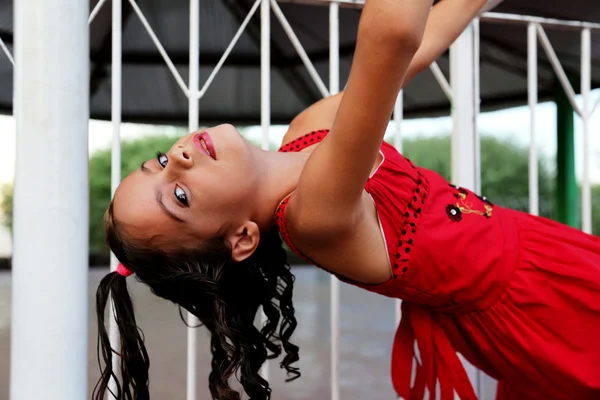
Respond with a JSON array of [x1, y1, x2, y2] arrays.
[[275, 130, 600, 399]]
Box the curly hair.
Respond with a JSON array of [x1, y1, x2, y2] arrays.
[[93, 201, 300, 400]]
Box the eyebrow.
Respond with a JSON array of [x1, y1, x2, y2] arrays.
[[156, 191, 185, 223]]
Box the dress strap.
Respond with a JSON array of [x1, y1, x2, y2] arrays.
[[392, 302, 478, 400], [278, 129, 329, 152]]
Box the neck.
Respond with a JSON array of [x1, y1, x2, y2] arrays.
[[251, 148, 310, 230]]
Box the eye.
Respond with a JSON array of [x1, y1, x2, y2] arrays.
[[156, 151, 168, 168], [174, 186, 188, 206]]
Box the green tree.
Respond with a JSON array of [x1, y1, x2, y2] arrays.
[[592, 186, 600, 233], [400, 135, 555, 218], [1, 183, 12, 230]]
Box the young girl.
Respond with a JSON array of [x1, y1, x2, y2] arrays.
[[94, 0, 600, 399]]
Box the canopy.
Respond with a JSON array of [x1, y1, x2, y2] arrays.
[[0, 0, 598, 125]]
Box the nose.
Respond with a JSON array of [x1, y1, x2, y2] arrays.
[[169, 145, 193, 169]]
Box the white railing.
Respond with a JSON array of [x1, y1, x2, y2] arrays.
[[7, 0, 598, 399]]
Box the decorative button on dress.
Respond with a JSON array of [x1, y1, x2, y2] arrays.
[[275, 130, 600, 399]]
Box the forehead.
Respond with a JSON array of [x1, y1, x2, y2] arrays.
[[112, 170, 176, 240]]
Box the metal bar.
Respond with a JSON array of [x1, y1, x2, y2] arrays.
[[581, 28, 592, 234], [474, 19, 482, 196], [10, 0, 89, 399], [394, 92, 403, 153], [107, 0, 123, 397], [187, 1, 200, 399], [473, 21, 484, 392], [269, 0, 330, 98], [88, 0, 108, 24], [0, 35, 14, 66], [329, 2, 340, 95], [278, 0, 600, 30], [328, 5, 341, 400], [259, 0, 271, 380], [429, 62, 453, 102], [197, 0, 261, 100], [128, 0, 190, 97], [528, 23, 539, 216], [393, 91, 403, 388], [480, 11, 600, 31], [450, 21, 483, 398], [536, 24, 582, 117]]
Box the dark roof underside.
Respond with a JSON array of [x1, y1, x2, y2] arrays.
[[0, 0, 599, 125]]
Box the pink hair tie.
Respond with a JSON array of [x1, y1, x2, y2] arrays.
[[116, 262, 134, 277]]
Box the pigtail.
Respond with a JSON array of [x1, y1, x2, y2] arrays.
[[93, 272, 150, 400]]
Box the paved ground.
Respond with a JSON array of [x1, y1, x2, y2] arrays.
[[0, 267, 498, 399]]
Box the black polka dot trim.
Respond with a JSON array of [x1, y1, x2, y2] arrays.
[[279, 129, 329, 152], [392, 158, 429, 279]]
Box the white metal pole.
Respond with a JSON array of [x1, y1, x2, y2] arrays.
[[450, 22, 482, 398], [581, 28, 591, 234], [128, 0, 190, 96], [88, 0, 108, 24], [11, 0, 89, 399], [394, 92, 403, 153], [329, 3, 341, 400], [536, 24, 582, 117], [329, 2, 339, 95], [260, 0, 271, 380], [197, 0, 261, 100], [473, 19, 482, 196], [450, 26, 480, 192], [107, 0, 123, 396], [472, 21, 485, 392], [270, 0, 330, 98], [0, 36, 14, 66], [393, 91, 403, 339], [393, 91, 403, 400], [429, 63, 453, 102], [527, 23, 539, 216], [187, 1, 200, 398]]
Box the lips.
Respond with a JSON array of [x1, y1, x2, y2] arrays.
[[193, 132, 216, 160]]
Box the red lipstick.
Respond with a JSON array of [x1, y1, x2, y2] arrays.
[[193, 132, 216, 160]]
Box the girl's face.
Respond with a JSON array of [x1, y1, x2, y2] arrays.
[[112, 124, 261, 251]]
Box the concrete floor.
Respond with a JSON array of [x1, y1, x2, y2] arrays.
[[0, 268, 401, 399], [0, 266, 498, 399]]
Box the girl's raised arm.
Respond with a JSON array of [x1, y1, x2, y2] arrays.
[[289, 0, 433, 234]]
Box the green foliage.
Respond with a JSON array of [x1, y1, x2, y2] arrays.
[[592, 186, 600, 234], [400, 135, 555, 218], [1, 183, 12, 230]]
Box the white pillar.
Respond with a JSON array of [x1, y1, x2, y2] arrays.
[[259, 0, 271, 380], [329, 4, 341, 400], [450, 21, 483, 396], [451, 22, 480, 193], [108, 0, 123, 395], [187, 1, 200, 399], [11, 0, 89, 399], [527, 23, 539, 216], [581, 28, 592, 234]]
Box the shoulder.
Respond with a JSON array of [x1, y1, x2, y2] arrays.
[[280, 92, 345, 148]]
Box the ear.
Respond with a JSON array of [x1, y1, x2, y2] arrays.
[[228, 221, 261, 263]]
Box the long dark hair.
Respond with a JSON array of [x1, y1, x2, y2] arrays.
[[93, 202, 300, 400]]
